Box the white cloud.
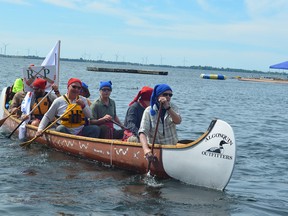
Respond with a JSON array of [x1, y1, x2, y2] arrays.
[[244, 0, 288, 18], [0, 0, 30, 5]]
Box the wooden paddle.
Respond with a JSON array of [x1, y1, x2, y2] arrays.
[[20, 103, 78, 147], [7, 89, 54, 139], [147, 103, 162, 173], [0, 105, 21, 127], [110, 119, 127, 130]]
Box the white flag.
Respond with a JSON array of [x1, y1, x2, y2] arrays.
[[19, 92, 33, 140], [41, 40, 60, 86]]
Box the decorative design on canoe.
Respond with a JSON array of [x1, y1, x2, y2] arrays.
[[133, 151, 140, 159], [114, 147, 129, 155], [205, 133, 233, 145], [58, 139, 74, 148], [79, 142, 89, 150], [202, 140, 233, 160], [93, 148, 105, 155]]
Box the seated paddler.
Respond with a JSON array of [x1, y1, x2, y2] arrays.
[[123, 86, 153, 142], [21, 78, 59, 126], [35, 78, 101, 138], [139, 84, 182, 160]]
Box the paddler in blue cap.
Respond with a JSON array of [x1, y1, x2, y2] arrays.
[[90, 80, 124, 139]]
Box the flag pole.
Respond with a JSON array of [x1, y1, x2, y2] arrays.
[[56, 40, 61, 87]]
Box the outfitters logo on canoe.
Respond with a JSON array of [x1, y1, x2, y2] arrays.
[[202, 133, 233, 160]]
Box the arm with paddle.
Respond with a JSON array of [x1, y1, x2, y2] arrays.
[[139, 84, 181, 174], [89, 115, 126, 129], [0, 105, 21, 127], [139, 103, 162, 165], [7, 89, 54, 138], [20, 103, 77, 147]]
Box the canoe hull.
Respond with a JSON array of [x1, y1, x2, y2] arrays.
[[0, 87, 236, 190]]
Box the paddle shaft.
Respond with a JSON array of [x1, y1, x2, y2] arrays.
[[110, 119, 127, 130], [147, 103, 162, 172], [0, 105, 21, 127], [20, 103, 78, 147], [7, 89, 54, 139]]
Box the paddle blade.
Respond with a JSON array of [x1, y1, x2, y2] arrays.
[[19, 136, 37, 147]]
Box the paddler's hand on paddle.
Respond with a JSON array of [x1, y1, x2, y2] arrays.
[[76, 98, 86, 109], [144, 150, 156, 162], [35, 129, 44, 137], [21, 114, 29, 121], [158, 96, 170, 110], [52, 84, 61, 96], [102, 114, 112, 122]]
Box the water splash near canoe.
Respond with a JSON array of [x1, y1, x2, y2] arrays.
[[143, 171, 163, 187]]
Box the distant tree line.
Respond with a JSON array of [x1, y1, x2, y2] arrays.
[[1, 53, 285, 75]]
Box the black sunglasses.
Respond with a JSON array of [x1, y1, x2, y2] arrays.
[[162, 93, 173, 97], [71, 85, 82, 90], [101, 88, 111, 92]]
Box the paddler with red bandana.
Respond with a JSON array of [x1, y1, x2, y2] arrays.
[[35, 78, 100, 138]]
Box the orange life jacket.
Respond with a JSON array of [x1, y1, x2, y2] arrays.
[[31, 93, 51, 118], [60, 95, 85, 128]]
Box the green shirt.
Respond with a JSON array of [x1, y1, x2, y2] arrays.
[[90, 97, 117, 120]]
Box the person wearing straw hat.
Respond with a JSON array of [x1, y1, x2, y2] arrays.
[[123, 86, 153, 142], [35, 78, 100, 138], [139, 84, 182, 159]]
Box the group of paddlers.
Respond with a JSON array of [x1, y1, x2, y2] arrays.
[[6, 76, 182, 160]]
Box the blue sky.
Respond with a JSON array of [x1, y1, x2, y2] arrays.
[[0, 0, 287, 71]]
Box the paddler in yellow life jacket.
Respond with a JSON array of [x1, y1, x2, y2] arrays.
[[35, 78, 101, 138], [21, 78, 60, 126]]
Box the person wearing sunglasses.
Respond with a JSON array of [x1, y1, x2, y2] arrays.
[[139, 84, 182, 160], [35, 78, 100, 138], [90, 80, 124, 139]]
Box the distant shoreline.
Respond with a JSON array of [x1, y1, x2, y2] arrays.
[[238, 77, 288, 84], [0, 54, 285, 75]]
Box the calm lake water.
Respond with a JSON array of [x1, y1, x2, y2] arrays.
[[0, 56, 287, 215]]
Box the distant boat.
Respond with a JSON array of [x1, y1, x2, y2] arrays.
[[200, 74, 227, 80]]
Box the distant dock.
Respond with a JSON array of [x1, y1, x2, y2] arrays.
[[87, 67, 168, 75]]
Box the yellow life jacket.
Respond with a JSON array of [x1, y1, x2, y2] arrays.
[[60, 95, 85, 128], [31, 93, 51, 117]]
